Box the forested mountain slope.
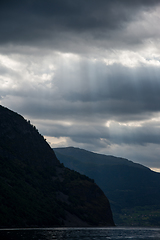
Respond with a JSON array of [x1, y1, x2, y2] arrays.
[[0, 105, 114, 227], [54, 147, 160, 226]]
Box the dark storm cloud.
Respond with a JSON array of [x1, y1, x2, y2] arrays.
[[36, 118, 160, 147], [0, 0, 159, 48], [51, 60, 160, 122], [1, 0, 160, 169], [64, 64, 160, 103], [5, 59, 160, 124], [1, 51, 160, 124]]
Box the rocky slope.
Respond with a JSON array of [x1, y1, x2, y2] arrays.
[[0, 105, 114, 227], [54, 147, 160, 226]]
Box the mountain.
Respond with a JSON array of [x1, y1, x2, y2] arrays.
[[54, 147, 160, 226], [0, 105, 114, 227]]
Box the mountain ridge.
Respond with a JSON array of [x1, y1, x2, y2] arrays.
[[54, 146, 160, 226], [0, 105, 114, 227], [54, 146, 148, 169]]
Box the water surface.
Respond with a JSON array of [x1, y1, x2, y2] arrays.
[[1, 227, 160, 240]]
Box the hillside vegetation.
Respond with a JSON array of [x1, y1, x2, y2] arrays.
[[0, 105, 114, 227], [54, 147, 160, 226]]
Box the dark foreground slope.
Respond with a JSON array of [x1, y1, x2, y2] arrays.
[[54, 147, 160, 226], [0, 106, 114, 228]]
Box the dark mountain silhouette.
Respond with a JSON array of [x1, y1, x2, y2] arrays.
[[0, 105, 114, 228], [54, 147, 160, 226]]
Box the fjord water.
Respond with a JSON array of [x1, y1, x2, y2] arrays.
[[1, 227, 160, 240]]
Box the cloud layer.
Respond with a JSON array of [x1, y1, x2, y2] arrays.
[[0, 0, 160, 169]]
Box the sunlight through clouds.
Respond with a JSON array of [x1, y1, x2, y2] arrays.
[[0, 54, 21, 71], [45, 136, 69, 148], [0, 0, 160, 169]]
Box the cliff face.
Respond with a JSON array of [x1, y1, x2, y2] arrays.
[[0, 105, 114, 227]]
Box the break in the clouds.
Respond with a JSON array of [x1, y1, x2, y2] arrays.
[[0, 0, 160, 170]]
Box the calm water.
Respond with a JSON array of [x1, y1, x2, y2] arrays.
[[1, 227, 160, 240]]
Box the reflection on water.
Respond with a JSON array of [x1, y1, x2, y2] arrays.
[[1, 227, 160, 240]]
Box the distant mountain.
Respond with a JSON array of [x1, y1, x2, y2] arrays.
[[54, 147, 160, 226], [0, 105, 114, 228]]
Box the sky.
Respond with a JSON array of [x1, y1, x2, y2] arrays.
[[0, 0, 160, 171]]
